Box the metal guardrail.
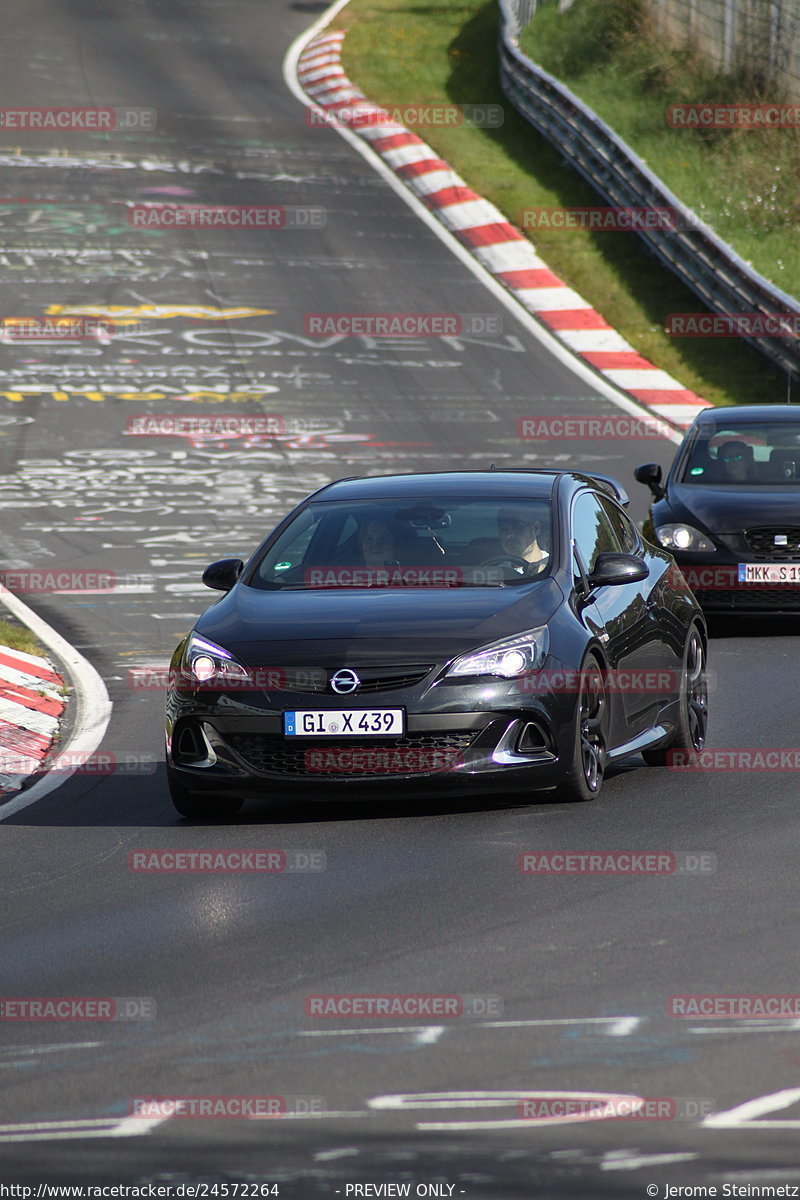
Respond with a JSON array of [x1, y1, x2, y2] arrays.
[[498, 0, 800, 383]]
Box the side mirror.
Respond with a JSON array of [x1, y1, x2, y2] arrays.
[[588, 552, 649, 588], [202, 558, 244, 592], [634, 462, 666, 500]]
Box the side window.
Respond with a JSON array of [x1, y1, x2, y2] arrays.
[[597, 494, 639, 554], [571, 492, 623, 578]]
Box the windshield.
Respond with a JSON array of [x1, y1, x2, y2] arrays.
[[681, 422, 800, 485], [250, 497, 553, 589]]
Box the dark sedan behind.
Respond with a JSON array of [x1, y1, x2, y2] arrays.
[[635, 404, 800, 612]]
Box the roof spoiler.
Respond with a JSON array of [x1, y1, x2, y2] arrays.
[[584, 472, 631, 508]]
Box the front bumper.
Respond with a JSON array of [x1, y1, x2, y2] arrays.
[[166, 684, 572, 800], [676, 559, 800, 612]]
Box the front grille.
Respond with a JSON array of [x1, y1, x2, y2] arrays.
[[278, 665, 434, 694], [744, 527, 800, 561], [227, 730, 476, 777]]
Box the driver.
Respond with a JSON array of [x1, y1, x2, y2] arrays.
[[497, 507, 548, 573], [358, 518, 400, 566], [716, 440, 753, 483]]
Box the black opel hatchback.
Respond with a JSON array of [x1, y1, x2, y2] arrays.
[[165, 470, 707, 818]]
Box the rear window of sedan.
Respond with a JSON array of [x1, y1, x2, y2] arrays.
[[250, 497, 553, 589]]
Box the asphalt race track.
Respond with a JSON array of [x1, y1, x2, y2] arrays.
[[2, 0, 800, 1194]]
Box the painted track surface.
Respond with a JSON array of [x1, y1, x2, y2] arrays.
[[1, 0, 800, 1192]]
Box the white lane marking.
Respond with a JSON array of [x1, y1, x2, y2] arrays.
[[249, 1110, 365, 1120], [108, 1114, 172, 1136], [414, 1026, 445, 1045], [283, 19, 682, 443], [601, 1150, 698, 1171], [0, 1042, 101, 1055], [299, 1026, 442, 1037], [703, 1087, 800, 1129], [368, 1090, 646, 1130], [0, 1115, 169, 1142], [314, 1147, 359, 1160], [0, 585, 112, 821], [689, 1020, 800, 1033], [609, 1017, 641, 1036], [481, 1017, 638, 1031]]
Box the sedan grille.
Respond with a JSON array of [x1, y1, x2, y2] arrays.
[[227, 730, 475, 777], [694, 586, 800, 611], [744, 527, 800, 561]]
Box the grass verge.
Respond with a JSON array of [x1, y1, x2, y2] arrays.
[[0, 616, 44, 658], [336, 0, 788, 407], [521, 0, 800, 300]]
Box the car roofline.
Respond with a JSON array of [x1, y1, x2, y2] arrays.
[[310, 468, 629, 506]]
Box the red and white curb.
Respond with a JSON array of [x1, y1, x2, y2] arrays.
[[0, 644, 65, 796], [296, 29, 710, 431], [0, 585, 111, 820]]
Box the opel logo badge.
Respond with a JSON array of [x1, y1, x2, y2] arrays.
[[330, 668, 360, 695]]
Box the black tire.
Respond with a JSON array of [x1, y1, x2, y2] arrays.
[[555, 655, 608, 802], [166, 765, 244, 820], [642, 624, 708, 767]]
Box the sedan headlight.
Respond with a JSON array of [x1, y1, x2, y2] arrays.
[[182, 633, 252, 688], [654, 523, 716, 553], [447, 628, 550, 679]]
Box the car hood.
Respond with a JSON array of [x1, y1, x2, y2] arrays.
[[667, 483, 800, 533], [194, 578, 563, 666]]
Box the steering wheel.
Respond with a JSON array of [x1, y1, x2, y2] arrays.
[[479, 554, 531, 571]]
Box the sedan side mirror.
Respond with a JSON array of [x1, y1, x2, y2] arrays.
[[588, 552, 649, 588], [202, 558, 244, 591], [634, 462, 666, 500]]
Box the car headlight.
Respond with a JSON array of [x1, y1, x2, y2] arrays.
[[654, 523, 716, 553], [447, 628, 550, 678], [182, 633, 251, 688]]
